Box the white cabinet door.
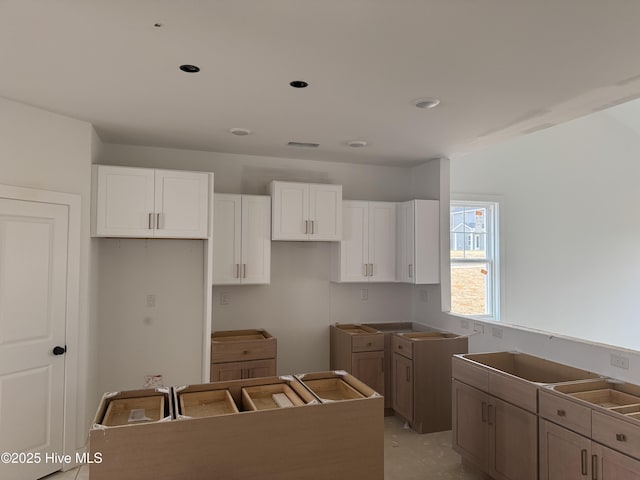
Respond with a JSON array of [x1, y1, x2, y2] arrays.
[[241, 195, 271, 284], [414, 200, 440, 284], [368, 202, 396, 282], [94, 165, 155, 236], [271, 181, 309, 240], [155, 170, 209, 238], [396, 200, 440, 284], [213, 194, 242, 285], [337, 201, 369, 282], [309, 184, 342, 241], [397, 201, 415, 283]]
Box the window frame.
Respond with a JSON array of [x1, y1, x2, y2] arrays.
[[449, 198, 501, 321]]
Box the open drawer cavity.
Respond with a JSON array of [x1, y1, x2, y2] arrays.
[[553, 380, 640, 420], [179, 389, 239, 418]]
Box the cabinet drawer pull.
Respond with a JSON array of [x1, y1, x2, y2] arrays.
[[148, 212, 153, 230], [156, 213, 161, 229], [481, 401, 488, 423], [305, 220, 309, 234], [311, 220, 315, 234], [235, 264, 240, 278], [591, 455, 597, 480], [243, 264, 247, 278], [581, 449, 587, 475], [367, 342, 372, 346], [243, 350, 249, 355], [398, 345, 403, 349], [369, 263, 374, 276], [615, 433, 627, 442], [557, 409, 566, 417]]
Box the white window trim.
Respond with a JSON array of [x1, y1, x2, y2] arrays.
[[449, 194, 503, 322]]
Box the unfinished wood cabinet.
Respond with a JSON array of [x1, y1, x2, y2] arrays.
[[210, 329, 276, 381], [393, 331, 468, 433], [91, 374, 383, 480], [329, 324, 384, 396], [452, 380, 537, 480], [452, 352, 599, 480], [539, 378, 640, 479]]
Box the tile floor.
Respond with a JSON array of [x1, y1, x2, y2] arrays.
[[44, 416, 483, 480]]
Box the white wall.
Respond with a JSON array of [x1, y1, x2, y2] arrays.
[[0, 97, 97, 450], [449, 110, 640, 351], [411, 119, 640, 384], [97, 144, 414, 377]]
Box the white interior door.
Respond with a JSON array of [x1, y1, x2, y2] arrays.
[[0, 198, 69, 480]]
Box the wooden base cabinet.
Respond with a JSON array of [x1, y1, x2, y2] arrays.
[[540, 419, 640, 479], [329, 324, 384, 396], [452, 380, 537, 480], [210, 329, 276, 382]]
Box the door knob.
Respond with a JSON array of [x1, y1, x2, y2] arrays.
[[53, 346, 67, 356]]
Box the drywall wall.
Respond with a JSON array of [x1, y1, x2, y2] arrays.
[[97, 144, 414, 376], [411, 118, 640, 384], [448, 109, 640, 352], [97, 239, 205, 390], [0, 97, 97, 451]]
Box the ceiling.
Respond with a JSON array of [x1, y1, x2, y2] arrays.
[[3, 1, 640, 166]]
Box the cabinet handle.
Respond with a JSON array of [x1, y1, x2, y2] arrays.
[[243, 264, 247, 278], [156, 213, 161, 229], [363, 264, 368, 277], [487, 404, 494, 425], [591, 455, 597, 480], [581, 449, 587, 475], [368, 263, 373, 277], [148, 213, 153, 230], [481, 401, 488, 423], [557, 409, 566, 417], [235, 264, 240, 278], [616, 433, 627, 442], [409, 264, 413, 278], [311, 220, 315, 234], [405, 366, 410, 382]]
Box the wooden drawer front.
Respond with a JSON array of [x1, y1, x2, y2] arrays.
[[352, 334, 384, 352], [489, 372, 537, 414], [211, 338, 276, 363], [392, 335, 413, 359], [592, 411, 640, 459], [539, 390, 592, 437], [452, 356, 489, 392]]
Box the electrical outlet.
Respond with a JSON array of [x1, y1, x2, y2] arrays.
[[220, 291, 230, 305], [492, 327, 503, 339], [474, 323, 485, 334], [610, 354, 629, 370], [360, 288, 368, 301], [146, 294, 156, 307], [460, 319, 470, 329], [420, 289, 428, 302]]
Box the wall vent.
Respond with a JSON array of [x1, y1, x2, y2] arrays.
[[287, 141, 319, 148]]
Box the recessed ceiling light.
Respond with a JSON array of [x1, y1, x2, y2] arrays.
[[229, 128, 252, 136], [289, 80, 309, 88], [413, 97, 441, 109], [180, 64, 200, 73], [347, 140, 368, 148]]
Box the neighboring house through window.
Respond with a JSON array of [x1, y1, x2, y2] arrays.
[[450, 200, 499, 319]]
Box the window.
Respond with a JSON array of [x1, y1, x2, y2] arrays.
[[450, 201, 499, 319]]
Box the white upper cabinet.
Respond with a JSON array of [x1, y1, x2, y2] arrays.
[[270, 181, 342, 241], [332, 201, 396, 283], [213, 194, 271, 285], [92, 165, 211, 238], [396, 200, 440, 284]]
